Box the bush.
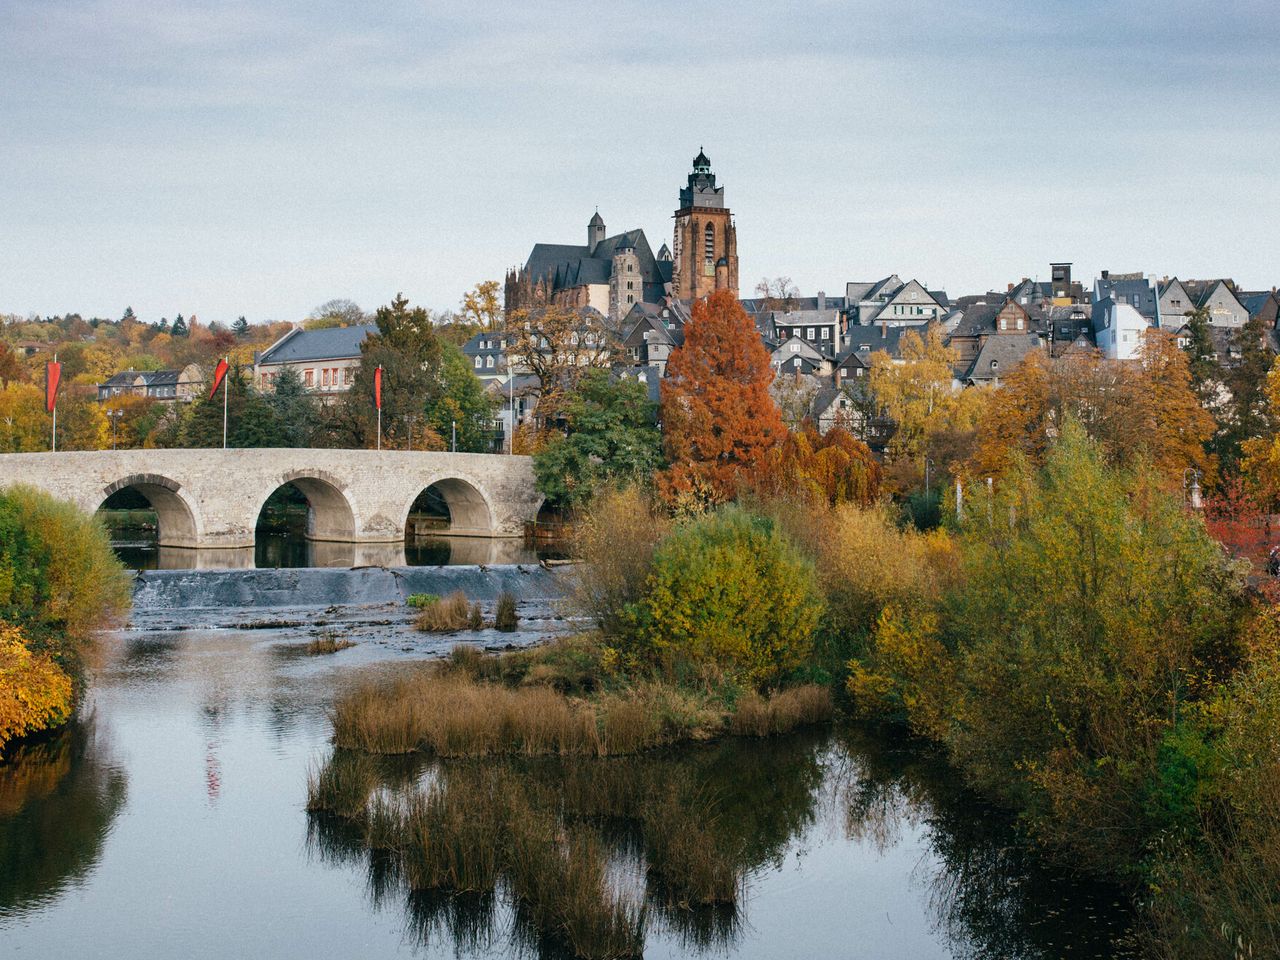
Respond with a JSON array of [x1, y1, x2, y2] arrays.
[[494, 592, 518, 633], [0, 486, 131, 679], [0, 487, 130, 751], [406, 593, 439, 609], [623, 506, 823, 686], [571, 486, 670, 637], [467, 603, 483, 631]]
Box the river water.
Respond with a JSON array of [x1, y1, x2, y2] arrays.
[[0, 568, 1137, 959]]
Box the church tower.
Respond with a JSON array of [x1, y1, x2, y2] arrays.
[[671, 150, 738, 301]]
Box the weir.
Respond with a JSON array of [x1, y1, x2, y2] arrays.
[[128, 563, 571, 616]]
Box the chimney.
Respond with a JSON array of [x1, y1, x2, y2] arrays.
[[1007, 283, 1014, 293], [834, 366, 842, 387], [818, 290, 826, 311], [1101, 270, 1109, 281], [880, 321, 887, 338]]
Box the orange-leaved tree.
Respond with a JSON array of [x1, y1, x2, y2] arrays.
[[756, 424, 880, 507], [659, 290, 785, 506]]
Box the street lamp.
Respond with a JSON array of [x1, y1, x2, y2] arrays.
[[1183, 468, 1203, 510], [108, 407, 123, 450]]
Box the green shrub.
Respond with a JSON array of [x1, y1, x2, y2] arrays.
[[623, 506, 823, 687], [406, 593, 440, 609], [0, 486, 131, 687]]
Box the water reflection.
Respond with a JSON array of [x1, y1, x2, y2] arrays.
[[0, 720, 127, 920], [307, 729, 1133, 959]]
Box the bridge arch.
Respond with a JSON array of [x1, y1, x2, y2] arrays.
[[98, 474, 201, 547], [257, 470, 358, 542], [402, 475, 496, 538]]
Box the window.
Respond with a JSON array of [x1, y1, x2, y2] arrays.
[[627, 294, 634, 304], [1016, 318, 1023, 330], [991, 359, 999, 369], [703, 223, 714, 261], [343, 368, 353, 385], [322, 369, 331, 387], [474, 356, 482, 369], [790, 343, 800, 353], [485, 356, 494, 368], [807, 327, 816, 339], [626, 281, 633, 290], [304, 369, 314, 387], [627, 263, 633, 273]]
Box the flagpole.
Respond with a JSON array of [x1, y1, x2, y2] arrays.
[[221, 356, 229, 450], [376, 365, 382, 451], [50, 353, 57, 453]]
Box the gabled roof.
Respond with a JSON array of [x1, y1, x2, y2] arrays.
[[949, 301, 1004, 338], [259, 324, 375, 364], [965, 334, 1042, 382], [772, 335, 831, 363]]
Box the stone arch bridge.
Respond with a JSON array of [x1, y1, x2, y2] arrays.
[[0, 449, 543, 549]]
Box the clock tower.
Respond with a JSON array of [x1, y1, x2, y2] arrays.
[[671, 150, 738, 301]]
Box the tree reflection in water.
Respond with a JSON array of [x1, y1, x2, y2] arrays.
[[0, 718, 127, 920], [307, 726, 1134, 959], [834, 727, 1137, 960]]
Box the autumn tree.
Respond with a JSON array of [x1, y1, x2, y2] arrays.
[[755, 424, 880, 507], [459, 280, 503, 332], [869, 325, 980, 490], [968, 334, 1214, 490], [506, 305, 614, 433], [658, 289, 785, 506]]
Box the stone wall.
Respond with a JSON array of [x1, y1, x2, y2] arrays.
[[0, 448, 543, 548]]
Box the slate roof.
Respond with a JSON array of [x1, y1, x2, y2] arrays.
[[100, 369, 185, 387], [523, 229, 669, 305], [1095, 277, 1156, 318], [259, 325, 375, 364], [1240, 291, 1278, 318], [949, 302, 1004, 338], [964, 334, 1042, 383], [842, 324, 911, 359]]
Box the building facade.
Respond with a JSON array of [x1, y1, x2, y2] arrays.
[[253, 324, 374, 400], [670, 150, 739, 302]]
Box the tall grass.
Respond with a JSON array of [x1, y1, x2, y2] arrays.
[[414, 591, 472, 632], [305, 750, 378, 819], [728, 685, 833, 737]]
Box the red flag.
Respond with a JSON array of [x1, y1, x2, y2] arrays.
[[374, 365, 383, 410], [209, 358, 229, 400], [44, 360, 61, 412]]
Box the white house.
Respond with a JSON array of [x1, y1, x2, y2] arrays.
[[1093, 297, 1150, 360]]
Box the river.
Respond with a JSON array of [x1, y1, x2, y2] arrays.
[[0, 567, 1137, 959]]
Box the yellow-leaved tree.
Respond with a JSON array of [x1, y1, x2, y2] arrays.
[[0, 623, 73, 750]]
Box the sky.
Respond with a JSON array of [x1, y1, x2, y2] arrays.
[[2, 0, 1277, 325]]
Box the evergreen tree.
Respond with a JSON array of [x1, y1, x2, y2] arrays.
[[171, 314, 188, 338], [1181, 306, 1220, 405], [179, 365, 283, 448], [1218, 313, 1275, 476], [339, 294, 444, 448], [121, 306, 136, 323], [232, 316, 250, 338], [263, 367, 320, 447]]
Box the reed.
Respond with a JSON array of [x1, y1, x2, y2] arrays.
[[729, 685, 833, 737], [414, 591, 473, 632], [305, 750, 378, 819], [494, 591, 519, 632], [307, 631, 357, 655]]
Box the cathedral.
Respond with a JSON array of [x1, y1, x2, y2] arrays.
[[504, 151, 739, 323]]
